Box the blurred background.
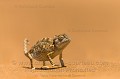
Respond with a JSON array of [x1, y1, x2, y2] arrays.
[[0, 0, 120, 65]]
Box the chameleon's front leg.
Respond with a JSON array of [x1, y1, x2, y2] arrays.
[[59, 53, 66, 67], [47, 52, 55, 66]]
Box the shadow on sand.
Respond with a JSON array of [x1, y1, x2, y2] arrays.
[[22, 66, 65, 70]]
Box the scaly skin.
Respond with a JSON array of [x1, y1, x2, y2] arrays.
[[24, 34, 71, 69]]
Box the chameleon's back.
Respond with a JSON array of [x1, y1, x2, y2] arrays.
[[29, 37, 54, 61], [28, 34, 70, 61]]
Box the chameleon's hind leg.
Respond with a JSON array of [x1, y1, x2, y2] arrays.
[[47, 52, 55, 67], [41, 61, 49, 69], [59, 53, 66, 67], [43, 61, 46, 66], [25, 53, 35, 69], [30, 59, 35, 69]]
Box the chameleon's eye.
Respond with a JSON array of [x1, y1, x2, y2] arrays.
[[59, 36, 64, 40]]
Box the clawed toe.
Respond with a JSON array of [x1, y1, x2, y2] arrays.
[[54, 64, 59, 66], [31, 67, 35, 70], [62, 65, 67, 67], [41, 66, 50, 70]]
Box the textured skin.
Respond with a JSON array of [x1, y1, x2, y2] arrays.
[[24, 34, 71, 68], [29, 38, 54, 61]]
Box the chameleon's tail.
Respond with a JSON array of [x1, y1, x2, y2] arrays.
[[24, 38, 29, 55], [24, 38, 34, 69]]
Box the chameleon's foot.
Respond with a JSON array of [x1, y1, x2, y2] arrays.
[[31, 67, 35, 70], [52, 64, 56, 67], [62, 65, 67, 67], [54, 64, 59, 66], [51, 64, 60, 68], [41, 66, 50, 70]]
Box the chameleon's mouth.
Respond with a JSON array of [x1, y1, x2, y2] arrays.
[[56, 38, 70, 49], [61, 38, 71, 44]]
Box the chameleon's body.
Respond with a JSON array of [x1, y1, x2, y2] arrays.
[[24, 34, 71, 69]]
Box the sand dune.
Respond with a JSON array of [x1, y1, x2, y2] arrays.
[[0, 0, 120, 79]]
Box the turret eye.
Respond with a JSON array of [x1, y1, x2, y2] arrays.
[[59, 36, 64, 41]]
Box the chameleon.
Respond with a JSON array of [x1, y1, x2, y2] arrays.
[[24, 34, 71, 69]]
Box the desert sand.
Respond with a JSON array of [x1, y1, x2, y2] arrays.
[[0, 0, 120, 79]]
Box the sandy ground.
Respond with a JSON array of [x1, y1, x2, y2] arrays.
[[1, 0, 120, 79], [1, 60, 120, 79]]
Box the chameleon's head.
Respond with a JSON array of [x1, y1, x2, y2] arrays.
[[53, 34, 71, 49]]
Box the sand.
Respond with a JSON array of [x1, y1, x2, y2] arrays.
[[0, 0, 120, 79]]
